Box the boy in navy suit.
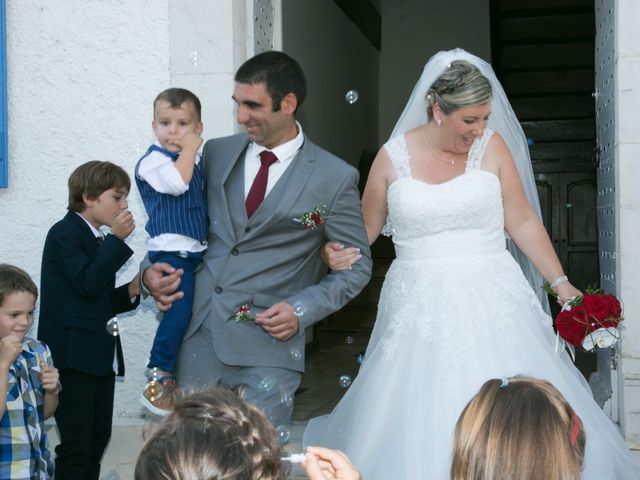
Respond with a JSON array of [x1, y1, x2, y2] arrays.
[[38, 161, 140, 480]]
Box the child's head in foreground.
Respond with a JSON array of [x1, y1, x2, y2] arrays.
[[0, 264, 38, 341], [67, 160, 131, 229], [451, 376, 585, 480], [135, 388, 284, 480], [152, 88, 203, 153]]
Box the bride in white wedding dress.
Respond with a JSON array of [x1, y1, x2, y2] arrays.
[[304, 49, 637, 479]]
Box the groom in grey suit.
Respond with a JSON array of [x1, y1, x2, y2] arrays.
[[144, 51, 372, 425]]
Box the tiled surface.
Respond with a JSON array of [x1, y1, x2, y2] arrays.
[[293, 338, 366, 421]]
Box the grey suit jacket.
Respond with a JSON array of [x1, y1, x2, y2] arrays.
[[187, 133, 372, 372]]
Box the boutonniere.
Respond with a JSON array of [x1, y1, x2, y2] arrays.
[[293, 204, 337, 229], [227, 304, 255, 323]]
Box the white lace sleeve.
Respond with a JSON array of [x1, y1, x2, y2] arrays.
[[466, 129, 494, 170], [380, 135, 411, 237], [384, 135, 411, 179]]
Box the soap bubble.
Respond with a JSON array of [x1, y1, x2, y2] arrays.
[[258, 376, 277, 393], [290, 348, 303, 361], [106, 317, 119, 336], [188, 50, 202, 71], [292, 301, 307, 317], [276, 425, 291, 445], [144, 367, 165, 402], [338, 375, 352, 388], [345, 90, 359, 104], [280, 391, 293, 408]]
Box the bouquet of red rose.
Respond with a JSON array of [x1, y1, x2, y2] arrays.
[[544, 284, 623, 351]]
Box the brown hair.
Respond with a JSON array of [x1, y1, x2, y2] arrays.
[[153, 87, 202, 122], [135, 389, 284, 480], [451, 376, 585, 480], [0, 264, 38, 306], [67, 161, 130, 212], [427, 60, 492, 120], [235, 51, 307, 113]]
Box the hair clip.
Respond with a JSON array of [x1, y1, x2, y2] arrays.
[[570, 410, 581, 445], [499, 377, 509, 388]]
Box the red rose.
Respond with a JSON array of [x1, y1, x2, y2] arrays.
[[582, 294, 610, 323], [602, 293, 622, 318], [555, 307, 589, 347], [311, 213, 324, 226]]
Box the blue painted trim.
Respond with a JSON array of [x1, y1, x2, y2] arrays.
[[0, 0, 7, 188]]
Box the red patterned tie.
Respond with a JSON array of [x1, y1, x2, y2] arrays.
[[246, 150, 278, 218]]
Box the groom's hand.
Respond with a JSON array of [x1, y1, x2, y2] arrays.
[[143, 263, 184, 311], [254, 302, 298, 341]]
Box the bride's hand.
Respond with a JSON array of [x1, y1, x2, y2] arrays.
[[321, 241, 361, 271], [556, 281, 582, 305]]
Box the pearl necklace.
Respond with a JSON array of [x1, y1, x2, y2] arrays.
[[421, 126, 457, 165]]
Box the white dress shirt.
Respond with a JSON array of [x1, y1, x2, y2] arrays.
[[244, 122, 305, 200], [76, 212, 104, 240], [136, 139, 206, 253]]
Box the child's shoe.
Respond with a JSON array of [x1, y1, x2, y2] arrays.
[[140, 370, 177, 416]]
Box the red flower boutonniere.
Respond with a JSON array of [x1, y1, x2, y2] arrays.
[[293, 205, 337, 229], [544, 283, 624, 351], [227, 304, 255, 323]]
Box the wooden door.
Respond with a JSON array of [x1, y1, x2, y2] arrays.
[[493, 0, 599, 378]]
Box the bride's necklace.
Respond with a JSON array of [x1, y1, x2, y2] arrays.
[[421, 126, 458, 165]]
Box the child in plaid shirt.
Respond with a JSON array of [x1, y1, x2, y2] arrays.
[[0, 264, 59, 479]]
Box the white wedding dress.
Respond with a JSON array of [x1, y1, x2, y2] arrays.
[[304, 130, 638, 479]]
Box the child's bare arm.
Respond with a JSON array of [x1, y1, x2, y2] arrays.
[[40, 363, 60, 419], [172, 132, 203, 184], [0, 335, 23, 418]]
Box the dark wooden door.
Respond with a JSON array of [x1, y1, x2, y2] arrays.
[[536, 172, 599, 285], [493, 0, 599, 377]]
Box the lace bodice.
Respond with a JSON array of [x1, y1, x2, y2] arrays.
[[382, 129, 505, 259]]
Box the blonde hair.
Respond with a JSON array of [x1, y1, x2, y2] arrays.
[[135, 389, 284, 480], [426, 60, 492, 120], [451, 376, 585, 480]]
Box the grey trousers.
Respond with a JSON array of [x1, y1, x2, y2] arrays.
[[175, 322, 301, 428]]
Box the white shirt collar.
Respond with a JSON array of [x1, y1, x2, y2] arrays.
[[249, 121, 304, 163], [75, 212, 103, 239]]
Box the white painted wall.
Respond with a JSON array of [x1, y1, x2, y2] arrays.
[[2, 0, 238, 418], [379, 0, 491, 140], [616, 0, 640, 447]]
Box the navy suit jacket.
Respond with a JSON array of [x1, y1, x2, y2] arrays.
[[38, 211, 139, 376]]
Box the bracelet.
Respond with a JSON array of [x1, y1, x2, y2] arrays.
[[139, 270, 151, 297], [550, 275, 568, 289]]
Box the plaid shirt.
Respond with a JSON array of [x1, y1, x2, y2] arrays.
[[0, 337, 54, 479]]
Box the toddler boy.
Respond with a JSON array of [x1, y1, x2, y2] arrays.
[[38, 161, 140, 479], [0, 263, 59, 480], [135, 87, 207, 415]]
